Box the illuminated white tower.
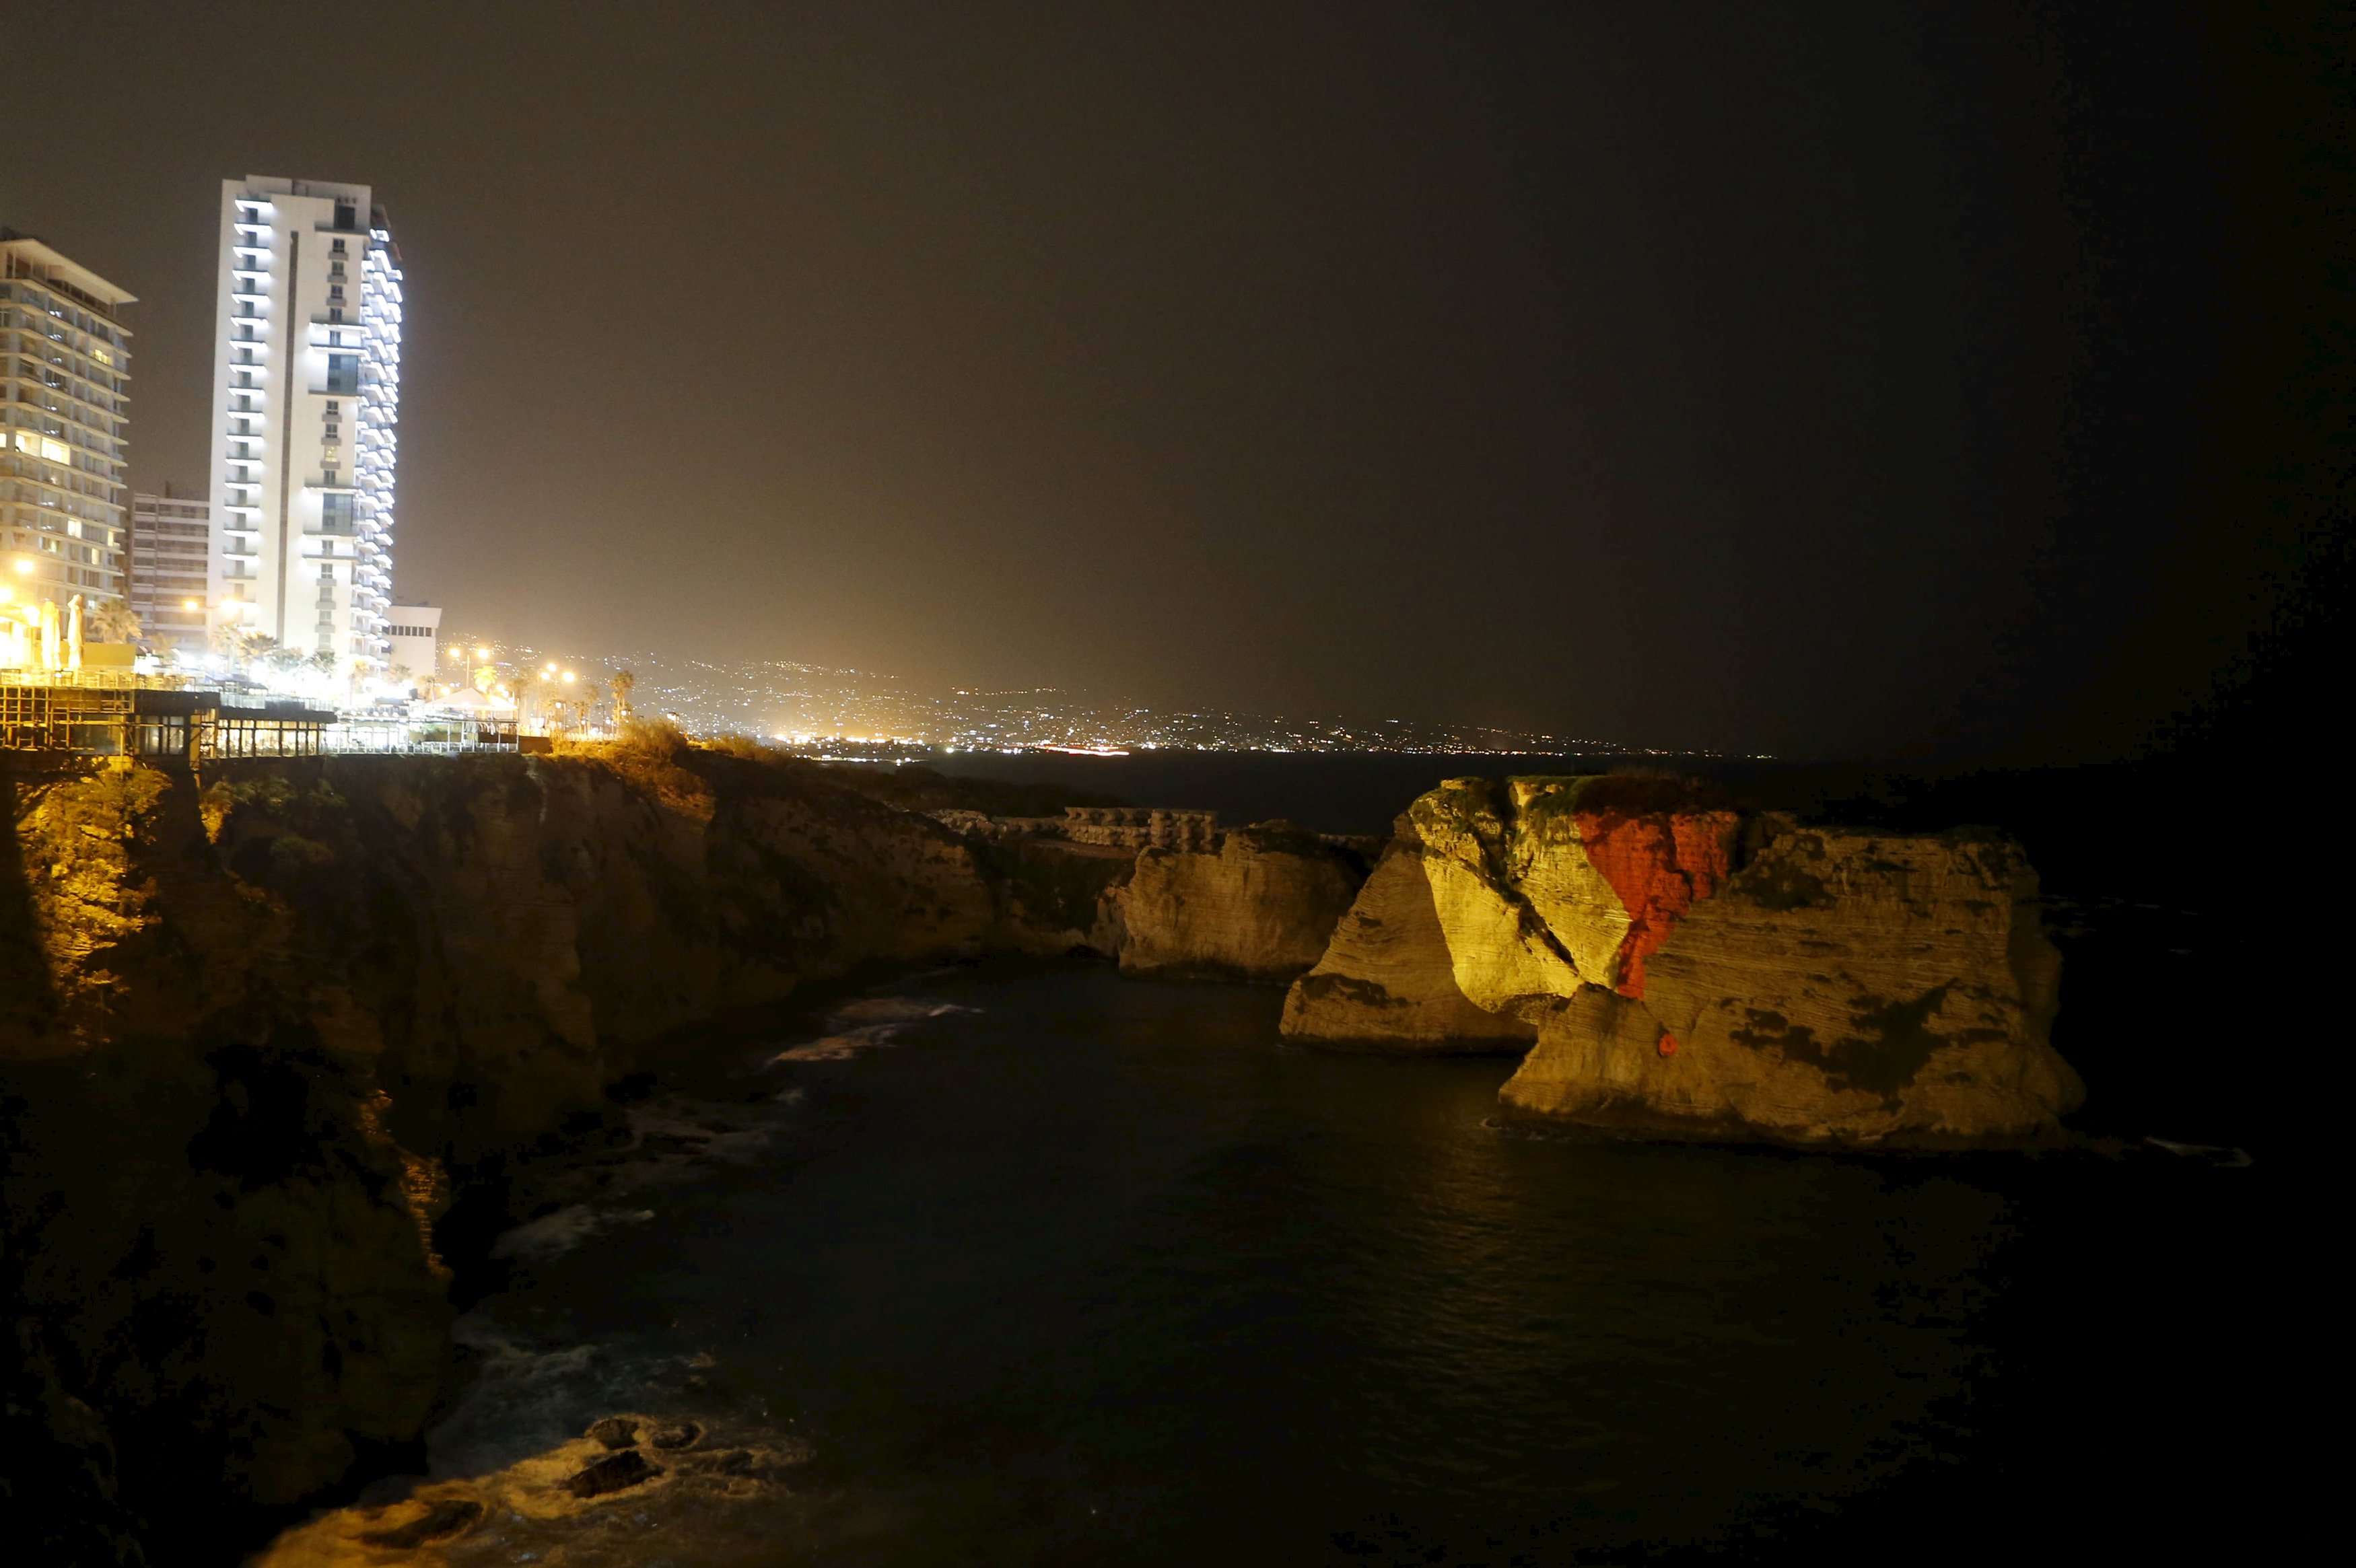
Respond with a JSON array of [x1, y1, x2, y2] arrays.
[[207, 176, 404, 673]]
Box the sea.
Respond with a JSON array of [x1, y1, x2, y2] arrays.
[[301, 753, 2272, 1564]]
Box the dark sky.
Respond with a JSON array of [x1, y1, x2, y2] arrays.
[[2, 2, 2336, 759]]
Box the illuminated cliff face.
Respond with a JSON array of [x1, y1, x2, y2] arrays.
[[0, 747, 1097, 1529], [1322, 776, 2083, 1147]]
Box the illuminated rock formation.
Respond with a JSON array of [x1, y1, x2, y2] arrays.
[[1279, 832, 1539, 1051], [1113, 823, 1371, 983], [1385, 775, 2083, 1145]]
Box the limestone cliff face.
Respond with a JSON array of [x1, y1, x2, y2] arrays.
[[1389, 775, 2081, 1145], [1279, 832, 1539, 1051], [1113, 824, 1370, 983], [0, 744, 1064, 1548]]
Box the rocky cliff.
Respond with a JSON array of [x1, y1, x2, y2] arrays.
[[0, 740, 1088, 1559], [1280, 830, 1539, 1051], [1287, 775, 2082, 1147], [1112, 824, 1371, 983]]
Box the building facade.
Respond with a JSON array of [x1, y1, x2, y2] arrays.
[[129, 491, 211, 654], [384, 600, 440, 686], [207, 177, 403, 673], [0, 232, 133, 613]]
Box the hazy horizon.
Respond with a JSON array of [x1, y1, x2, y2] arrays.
[[3, 1, 2334, 764]]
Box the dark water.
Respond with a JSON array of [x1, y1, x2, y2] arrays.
[[435, 962, 2268, 1564]]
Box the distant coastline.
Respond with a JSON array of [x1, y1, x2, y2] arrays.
[[442, 640, 1759, 760]]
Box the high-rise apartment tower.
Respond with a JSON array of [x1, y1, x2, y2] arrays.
[[207, 176, 403, 671], [0, 231, 134, 612]]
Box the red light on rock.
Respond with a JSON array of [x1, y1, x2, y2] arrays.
[[1657, 1032, 1679, 1057]]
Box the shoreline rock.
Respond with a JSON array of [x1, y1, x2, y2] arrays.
[[1393, 775, 2083, 1148], [0, 744, 1106, 1553], [1113, 822, 1371, 983]]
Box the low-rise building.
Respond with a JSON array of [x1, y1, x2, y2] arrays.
[[384, 600, 439, 686]]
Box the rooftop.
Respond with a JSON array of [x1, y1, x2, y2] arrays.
[[0, 230, 138, 316]]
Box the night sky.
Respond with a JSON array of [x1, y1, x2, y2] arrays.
[[2, 2, 2339, 760]]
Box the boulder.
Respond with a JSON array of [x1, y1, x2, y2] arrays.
[[559, 1449, 662, 1498]]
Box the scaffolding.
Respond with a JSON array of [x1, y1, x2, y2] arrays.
[[0, 678, 139, 753]]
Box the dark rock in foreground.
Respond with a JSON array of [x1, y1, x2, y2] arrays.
[[559, 1450, 663, 1498]]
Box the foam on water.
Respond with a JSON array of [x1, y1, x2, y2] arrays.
[[769, 997, 975, 1064], [489, 1204, 656, 1261]]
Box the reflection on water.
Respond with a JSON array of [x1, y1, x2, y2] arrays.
[[263, 962, 2250, 1563]]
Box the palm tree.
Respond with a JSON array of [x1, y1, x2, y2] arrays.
[[88, 596, 143, 645], [610, 670, 636, 729]]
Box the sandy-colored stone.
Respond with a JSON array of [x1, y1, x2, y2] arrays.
[[1394, 776, 2081, 1146], [1114, 824, 1369, 983], [1408, 782, 1587, 1015], [1279, 833, 1539, 1052], [1534, 820, 2083, 1145]]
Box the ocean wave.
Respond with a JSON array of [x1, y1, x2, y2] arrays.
[[490, 1203, 656, 1261], [769, 997, 974, 1064]]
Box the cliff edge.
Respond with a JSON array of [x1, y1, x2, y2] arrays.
[[0, 740, 1085, 1553]]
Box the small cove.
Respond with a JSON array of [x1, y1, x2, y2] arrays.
[[348, 959, 2263, 1563]]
